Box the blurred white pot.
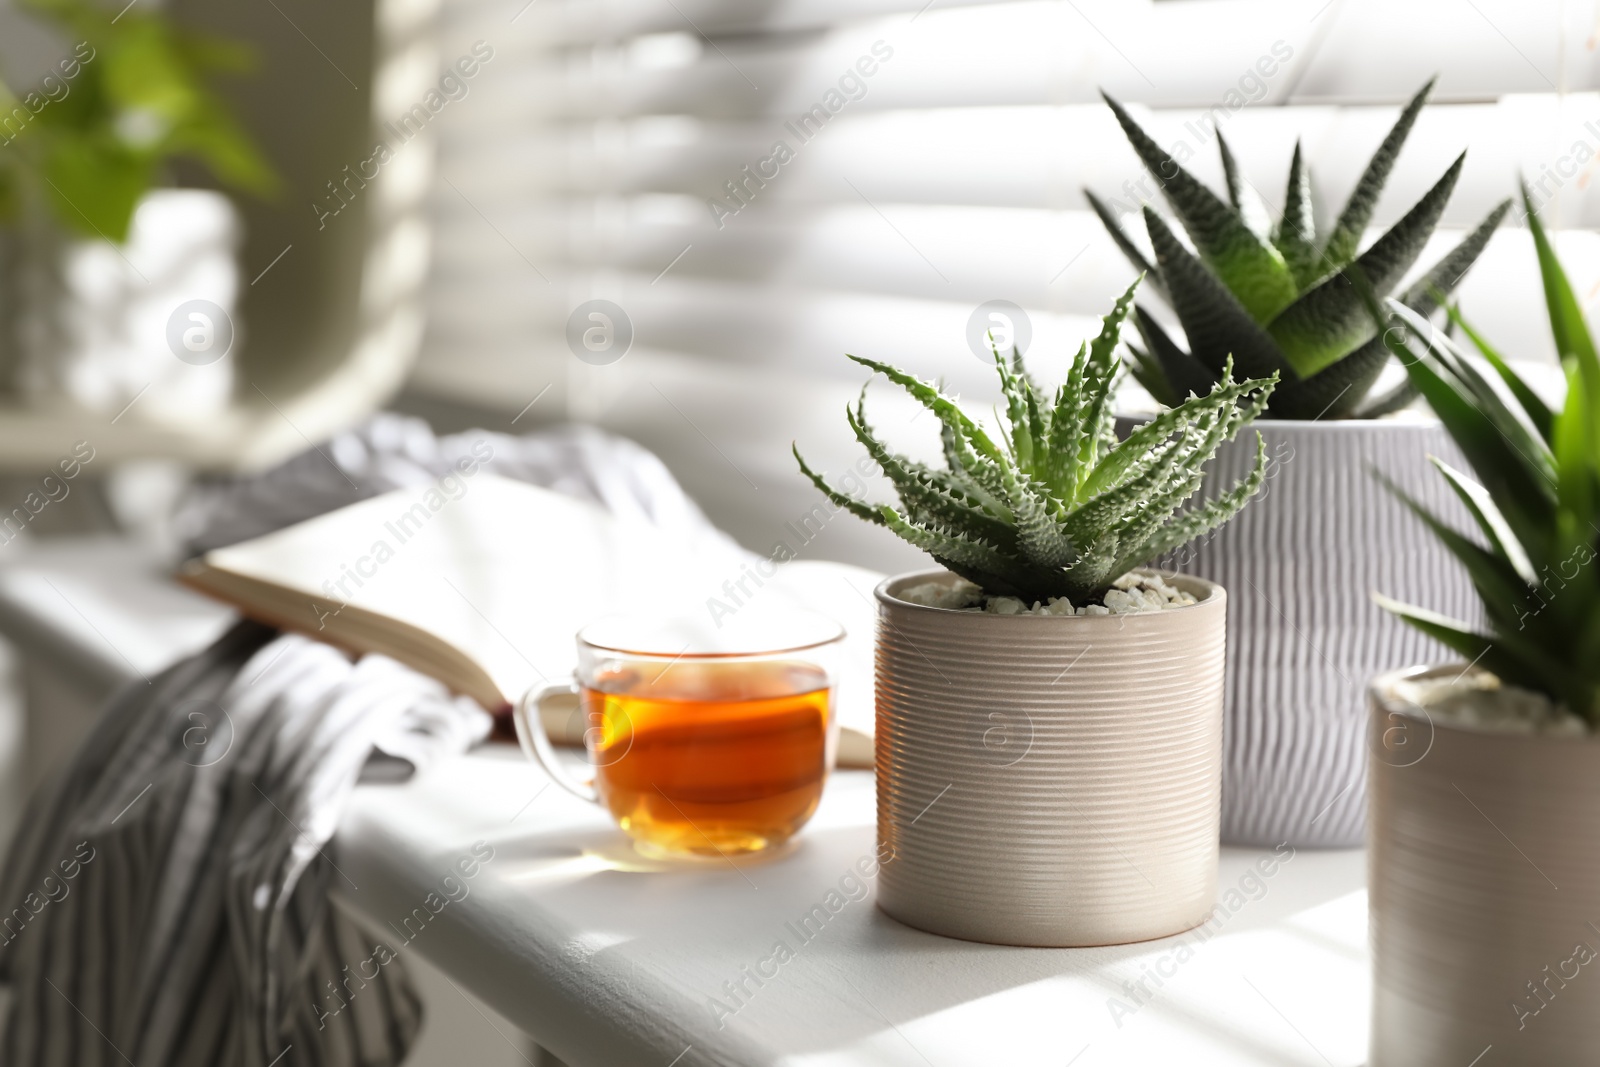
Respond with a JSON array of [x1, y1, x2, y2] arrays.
[[1369, 665, 1600, 1065], [18, 189, 241, 421]]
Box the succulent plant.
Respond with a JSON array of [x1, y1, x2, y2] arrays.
[[794, 279, 1277, 605], [1376, 189, 1600, 723], [1090, 80, 1510, 420]]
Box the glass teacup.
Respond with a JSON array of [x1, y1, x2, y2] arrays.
[[515, 610, 844, 856]]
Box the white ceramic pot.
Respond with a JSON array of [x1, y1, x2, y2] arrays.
[[873, 568, 1225, 947], [1369, 666, 1600, 1065], [1144, 417, 1476, 847], [17, 188, 241, 420]]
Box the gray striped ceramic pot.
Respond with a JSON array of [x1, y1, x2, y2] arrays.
[[1141, 416, 1475, 847], [873, 568, 1224, 947], [1369, 666, 1600, 1065]]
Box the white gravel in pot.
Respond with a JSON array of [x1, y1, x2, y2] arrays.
[[1394, 672, 1590, 737], [898, 572, 1197, 616]]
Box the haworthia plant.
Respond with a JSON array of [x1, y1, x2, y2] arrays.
[[1089, 79, 1510, 420], [794, 279, 1277, 605], [1376, 188, 1600, 724]]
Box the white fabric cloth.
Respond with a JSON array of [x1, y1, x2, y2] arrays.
[[176, 412, 735, 557]]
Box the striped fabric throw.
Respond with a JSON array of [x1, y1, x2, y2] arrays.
[[0, 624, 491, 1065]]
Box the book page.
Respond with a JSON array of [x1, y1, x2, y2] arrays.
[[197, 474, 883, 740]]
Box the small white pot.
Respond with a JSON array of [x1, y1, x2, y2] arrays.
[[873, 568, 1226, 947], [1369, 666, 1600, 1065], [17, 188, 241, 421]]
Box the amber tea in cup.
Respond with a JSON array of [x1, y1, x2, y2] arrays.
[[515, 611, 843, 856]]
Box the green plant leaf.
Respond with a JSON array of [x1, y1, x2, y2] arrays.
[[41, 135, 153, 242], [1445, 303, 1553, 443], [1373, 593, 1587, 707], [1143, 207, 1293, 382], [1125, 345, 1182, 409], [1083, 367, 1272, 499], [1269, 332, 1390, 420], [169, 95, 279, 196], [1274, 140, 1321, 290], [1006, 475, 1078, 569], [847, 354, 1004, 464], [845, 398, 1016, 546], [1074, 276, 1141, 482], [1523, 182, 1600, 477], [1322, 78, 1434, 268], [1135, 431, 1269, 564], [1353, 378, 1418, 418], [1103, 91, 1299, 321], [1067, 439, 1197, 548], [877, 507, 1033, 595], [792, 445, 886, 527], [1131, 305, 1217, 403], [1427, 457, 1537, 584], [1268, 153, 1465, 378], [0, 164, 17, 224], [1217, 130, 1272, 238], [1551, 361, 1596, 571], [1376, 468, 1539, 622], [1398, 200, 1510, 318], [1084, 188, 1164, 299], [1383, 302, 1555, 549]]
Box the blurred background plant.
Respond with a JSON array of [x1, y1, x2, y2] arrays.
[[0, 0, 276, 244]]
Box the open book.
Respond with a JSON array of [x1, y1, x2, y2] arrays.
[[179, 473, 881, 767]]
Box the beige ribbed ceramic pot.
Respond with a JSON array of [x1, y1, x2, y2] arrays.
[[874, 568, 1226, 947], [1369, 666, 1600, 1066]]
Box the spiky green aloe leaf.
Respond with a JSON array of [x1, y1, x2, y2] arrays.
[[1125, 344, 1182, 409], [1132, 306, 1216, 403], [1399, 199, 1511, 318], [1064, 437, 1197, 547], [793, 444, 885, 526], [1217, 131, 1272, 238], [845, 399, 1016, 547], [1103, 92, 1299, 321], [1082, 365, 1273, 499], [847, 354, 1005, 464], [1084, 189, 1164, 299], [1352, 378, 1418, 419], [1136, 431, 1269, 565], [1143, 207, 1293, 382], [1269, 332, 1390, 420], [1268, 152, 1465, 378], [1075, 277, 1141, 480], [877, 507, 1034, 595], [1275, 140, 1321, 289], [802, 278, 1274, 605], [1322, 78, 1434, 268]]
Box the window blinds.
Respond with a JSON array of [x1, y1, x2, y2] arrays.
[[411, 0, 1598, 568]]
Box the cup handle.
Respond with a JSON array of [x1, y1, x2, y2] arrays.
[[513, 681, 601, 804]]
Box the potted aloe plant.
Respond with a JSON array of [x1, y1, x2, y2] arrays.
[[794, 280, 1276, 947], [1090, 80, 1509, 846], [1366, 192, 1600, 1066]]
